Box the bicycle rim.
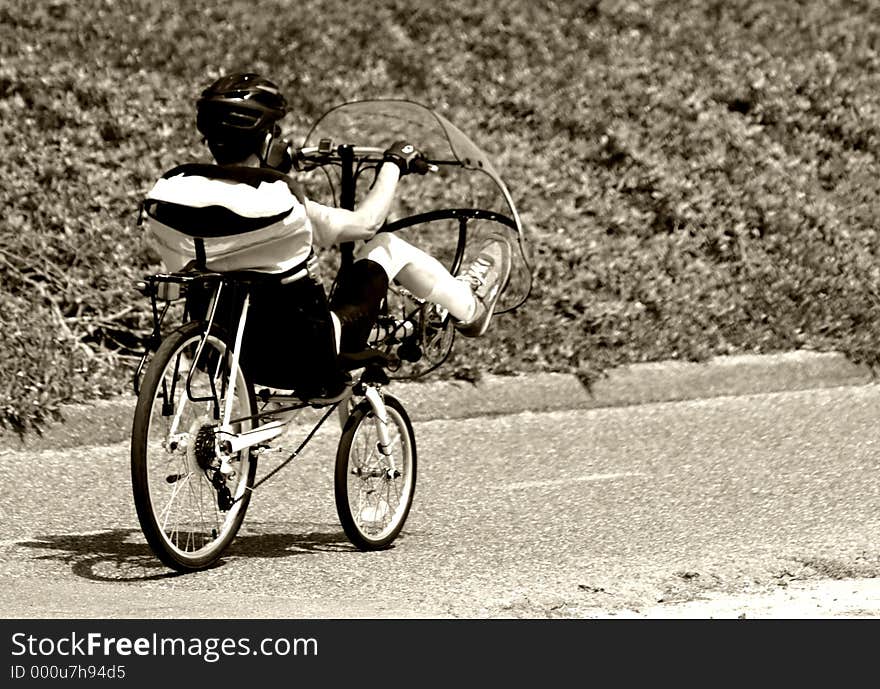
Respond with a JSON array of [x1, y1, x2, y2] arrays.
[[131, 322, 256, 571], [334, 395, 416, 550]]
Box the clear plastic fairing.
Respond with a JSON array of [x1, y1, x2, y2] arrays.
[[298, 99, 531, 313]]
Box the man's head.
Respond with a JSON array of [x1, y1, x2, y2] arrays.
[[196, 72, 288, 166]]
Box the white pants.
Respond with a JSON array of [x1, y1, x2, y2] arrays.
[[353, 233, 475, 321]]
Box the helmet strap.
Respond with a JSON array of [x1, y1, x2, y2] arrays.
[[259, 130, 274, 166], [261, 128, 292, 172]]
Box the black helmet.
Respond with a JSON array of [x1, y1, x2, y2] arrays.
[[196, 73, 287, 163]]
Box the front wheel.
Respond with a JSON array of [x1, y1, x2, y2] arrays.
[[334, 394, 417, 550], [131, 320, 257, 572]]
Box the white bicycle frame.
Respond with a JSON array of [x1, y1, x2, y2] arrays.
[[184, 283, 395, 473]]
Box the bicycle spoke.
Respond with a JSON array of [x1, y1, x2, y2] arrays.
[[335, 396, 416, 549], [132, 323, 256, 571]]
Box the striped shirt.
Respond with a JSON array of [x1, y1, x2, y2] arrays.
[[143, 164, 317, 274]]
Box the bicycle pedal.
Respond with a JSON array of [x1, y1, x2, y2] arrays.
[[397, 341, 422, 362]]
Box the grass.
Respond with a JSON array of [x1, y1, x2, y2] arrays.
[[3, 0, 880, 435]]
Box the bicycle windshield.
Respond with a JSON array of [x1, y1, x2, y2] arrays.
[[299, 99, 531, 313]]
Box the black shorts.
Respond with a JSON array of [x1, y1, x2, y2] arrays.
[[186, 275, 343, 393]]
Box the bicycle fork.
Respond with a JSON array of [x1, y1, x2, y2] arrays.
[[363, 385, 398, 474]]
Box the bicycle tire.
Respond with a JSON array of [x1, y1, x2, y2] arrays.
[[131, 320, 257, 572], [334, 394, 417, 550]]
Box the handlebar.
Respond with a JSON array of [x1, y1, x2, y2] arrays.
[[291, 142, 444, 173]]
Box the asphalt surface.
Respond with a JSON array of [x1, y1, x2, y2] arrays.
[[2, 349, 878, 619]]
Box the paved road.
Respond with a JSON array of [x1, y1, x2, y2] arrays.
[[0, 383, 878, 619]]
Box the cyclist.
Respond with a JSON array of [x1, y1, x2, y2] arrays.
[[143, 72, 512, 399]]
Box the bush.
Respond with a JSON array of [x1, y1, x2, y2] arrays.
[[4, 0, 880, 434]]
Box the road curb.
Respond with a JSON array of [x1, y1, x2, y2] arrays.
[[4, 350, 874, 450]]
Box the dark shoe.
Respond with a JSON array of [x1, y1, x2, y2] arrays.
[[454, 233, 512, 338], [298, 376, 351, 406], [304, 386, 351, 407]]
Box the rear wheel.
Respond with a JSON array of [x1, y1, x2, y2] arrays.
[[131, 321, 257, 571], [334, 394, 416, 550]]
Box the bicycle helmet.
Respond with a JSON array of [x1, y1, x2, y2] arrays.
[[196, 73, 288, 164]]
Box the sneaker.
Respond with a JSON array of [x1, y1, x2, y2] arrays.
[[454, 233, 512, 337]]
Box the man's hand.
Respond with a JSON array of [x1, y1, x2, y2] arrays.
[[383, 141, 429, 176]]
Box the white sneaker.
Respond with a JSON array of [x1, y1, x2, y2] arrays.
[[454, 233, 512, 338]]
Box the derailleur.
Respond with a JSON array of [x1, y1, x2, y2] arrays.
[[191, 424, 235, 512]]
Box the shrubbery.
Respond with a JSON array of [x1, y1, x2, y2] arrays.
[[3, 0, 880, 435]]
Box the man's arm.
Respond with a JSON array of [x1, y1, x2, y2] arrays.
[[305, 163, 401, 246]]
